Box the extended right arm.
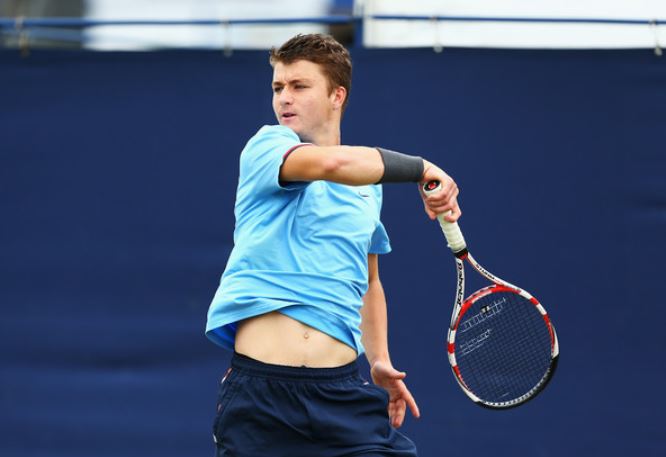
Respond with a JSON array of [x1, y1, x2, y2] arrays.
[[280, 145, 385, 186], [280, 145, 462, 221]]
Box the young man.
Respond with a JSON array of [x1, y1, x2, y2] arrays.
[[206, 33, 461, 457]]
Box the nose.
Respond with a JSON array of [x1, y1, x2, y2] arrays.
[[278, 87, 293, 106]]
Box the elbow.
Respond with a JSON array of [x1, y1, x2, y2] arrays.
[[321, 156, 341, 176], [320, 151, 351, 178], [368, 276, 381, 288]]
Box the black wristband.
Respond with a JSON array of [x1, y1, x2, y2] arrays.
[[375, 147, 424, 183]]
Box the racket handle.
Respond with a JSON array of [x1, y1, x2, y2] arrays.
[[422, 180, 467, 254]]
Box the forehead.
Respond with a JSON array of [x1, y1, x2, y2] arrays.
[[272, 60, 326, 84]]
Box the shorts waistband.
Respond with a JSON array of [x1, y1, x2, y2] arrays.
[[231, 352, 359, 381]]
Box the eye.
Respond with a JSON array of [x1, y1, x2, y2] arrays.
[[273, 86, 283, 94], [294, 84, 308, 90]]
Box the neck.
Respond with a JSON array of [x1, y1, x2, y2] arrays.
[[299, 117, 341, 146], [313, 127, 341, 146]]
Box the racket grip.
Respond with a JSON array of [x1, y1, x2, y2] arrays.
[[436, 216, 467, 253], [423, 180, 467, 254]]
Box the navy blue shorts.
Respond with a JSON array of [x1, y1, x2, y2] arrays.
[[212, 353, 418, 457]]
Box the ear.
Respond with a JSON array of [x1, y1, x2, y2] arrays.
[[331, 86, 347, 111]]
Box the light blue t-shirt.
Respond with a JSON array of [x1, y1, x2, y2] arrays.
[[205, 125, 391, 354]]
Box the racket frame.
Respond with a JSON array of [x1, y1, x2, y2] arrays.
[[423, 180, 559, 409], [447, 249, 559, 409]]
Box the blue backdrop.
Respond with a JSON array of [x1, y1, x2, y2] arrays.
[[1, 47, 664, 456]]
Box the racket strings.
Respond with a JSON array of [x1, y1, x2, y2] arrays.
[[454, 291, 553, 404]]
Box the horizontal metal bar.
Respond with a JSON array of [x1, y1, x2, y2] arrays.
[[0, 16, 355, 29], [0, 15, 662, 33], [370, 15, 665, 26]]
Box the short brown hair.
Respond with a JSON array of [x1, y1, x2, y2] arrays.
[[270, 33, 352, 111]]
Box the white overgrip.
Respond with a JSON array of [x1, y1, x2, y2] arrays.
[[436, 215, 467, 254], [422, 180, 467, 254]]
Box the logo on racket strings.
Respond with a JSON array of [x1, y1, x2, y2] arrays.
[[459, 329, 492, 355], [459, 297, 506, 333]]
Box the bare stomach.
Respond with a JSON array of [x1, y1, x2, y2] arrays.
[[234, 311, 357, 368]]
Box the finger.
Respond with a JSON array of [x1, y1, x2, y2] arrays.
[[381, 366, 406, 381], [424, 204, 437, 220], [392, 371, 407, 380], [388, 400, 398, 418], [426, 191, 456, 212], [392, 399, 406, 428], [429, 193, 460, 217], [426, 183, 453, 203], [396, 382, 420, 418], [429, 185, 458, 208], [373, 361, 405, 378], [444, 183, 458, 204], [428, 204, 454, 218], [405, 390, 421, 418], [443, 202, 462, 223], [425, 198, 451, 217], [447, 185, 460, 205], [435, 181, 456, 204], [443, 210, 459, 222]]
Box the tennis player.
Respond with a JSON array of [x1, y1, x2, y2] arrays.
[[206, 33, 461, 457]]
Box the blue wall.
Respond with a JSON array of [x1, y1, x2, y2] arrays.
[[1, 48, 664, 456]]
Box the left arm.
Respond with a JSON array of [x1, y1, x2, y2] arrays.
[[361, 254, 420, 428], [360, 254, 390, 367]]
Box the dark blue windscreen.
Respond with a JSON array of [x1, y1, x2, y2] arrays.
[[1, 47, 665, 457]]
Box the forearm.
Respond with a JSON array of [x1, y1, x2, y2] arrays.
[[360, 278, 391, 366], [287, 145, 384, 185], [280, 145, 425, 186]]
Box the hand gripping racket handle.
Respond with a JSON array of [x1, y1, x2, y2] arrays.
[[422, 180, 467, 255]]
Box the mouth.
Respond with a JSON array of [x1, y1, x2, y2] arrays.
[[281, 112, 296, 121]]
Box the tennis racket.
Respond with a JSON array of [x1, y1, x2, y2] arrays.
[[423, 180, 559, 409]]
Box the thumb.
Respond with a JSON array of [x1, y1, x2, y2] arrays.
[[384, 366, 407, 380], [373, 361, 406, 379]]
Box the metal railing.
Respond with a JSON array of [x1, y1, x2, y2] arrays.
[[0, 14, 663, 53], [369, 15, 665, 26]]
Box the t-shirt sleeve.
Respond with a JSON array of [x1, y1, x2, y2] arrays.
[[369, 221, 392, 254], [239, 125, 309, 195], [369, 184, 392, 254]]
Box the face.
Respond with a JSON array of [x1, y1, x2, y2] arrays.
[[272, 59, 345, 144]]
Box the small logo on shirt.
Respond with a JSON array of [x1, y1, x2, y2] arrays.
[[358, 190, 370, 198]]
